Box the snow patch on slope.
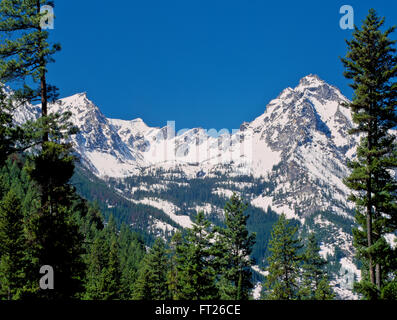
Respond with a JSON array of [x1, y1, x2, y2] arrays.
[[133, 198, 193, 228]]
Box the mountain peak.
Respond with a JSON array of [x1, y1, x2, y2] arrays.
[[56, 92, 100, 113], [64, 91, 88, 99], [131, 117, 145, 124], [59, 92, 88, 104], [297, 74, 325, 88], [109, 117, 150, 135]]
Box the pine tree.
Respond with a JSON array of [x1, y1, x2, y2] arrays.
[[118, 224, 145, 299], [341, 9, 397, 299], [263, 214, 302, 300], [83, 220, 124, 300], [216, 194, 256, 300], [0, 189, 27, 300], [0, 0, 77, 206], [84, 231, 109, 300], [0, 0, 60, 131], [101, 236, 122, 300], [133, 238, 169, 300], [167, 231, 183, 300], [23, 143, 86, 299], [0, 0, 85, 299], [0, 0, 84, 298], [173, 211, 219, 300], [300, 233, 334, 300]]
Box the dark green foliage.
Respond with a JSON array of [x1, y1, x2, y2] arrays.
[[381, 280, 397, 299], [83, 230, 110, 300], [0, 0, 87, 300], [0, 155, 149, 301], [0, 157, 85, 299], [83, 214, 146, 300], [84, 215, 123, 300], [172, 212, 219, 300], [341, 9, 397, 299], [167, 231, 183, 300], [104, 236, 122, 299], [27, 142, 75, 209], [263, 214, 302, 300], [215, 194, 256, 300], [25, 203, 86, 299], [0, 0, 60, 104], [133, 238, 169, 300], [0, 189, 27, 299], [23, 143, 86, 299], [118, 223, 146, 299], [300, 233, 334, 300]]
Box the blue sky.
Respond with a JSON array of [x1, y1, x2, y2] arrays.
[[47, 0, 397, 131]]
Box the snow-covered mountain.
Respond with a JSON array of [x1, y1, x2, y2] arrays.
[[15, 74, 363, 299]]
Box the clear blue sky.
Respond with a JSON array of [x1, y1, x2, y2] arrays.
[[47, 0, 397, 131]]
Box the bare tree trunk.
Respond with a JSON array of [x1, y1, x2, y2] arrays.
[[375, 264, 381, 290], [37, 1, 49, 210], [37, 1, 48, 143], [367, 127, 375, 287], [366, 205, 375, 285]]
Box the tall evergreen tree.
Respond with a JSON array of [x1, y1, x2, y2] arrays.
[[167, 231, 183, 300], [300, 233, 334, 300], [84, 230, 109, 300], [341, 8, 397, 299], [173, 211, 219, 300], [0, 189, 27, 300], [101, 236, 122, 300], [22, 142, 86, 299], [83, 218, 124, 300], [216, 194, 256, 300], [0, 0, 60, 130], [0, 0, 85, 299], [133, 238, 169, 300], [262, 214, 302, 300]]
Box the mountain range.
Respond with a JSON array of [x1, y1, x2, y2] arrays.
[[15, 74, 383, 299]]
